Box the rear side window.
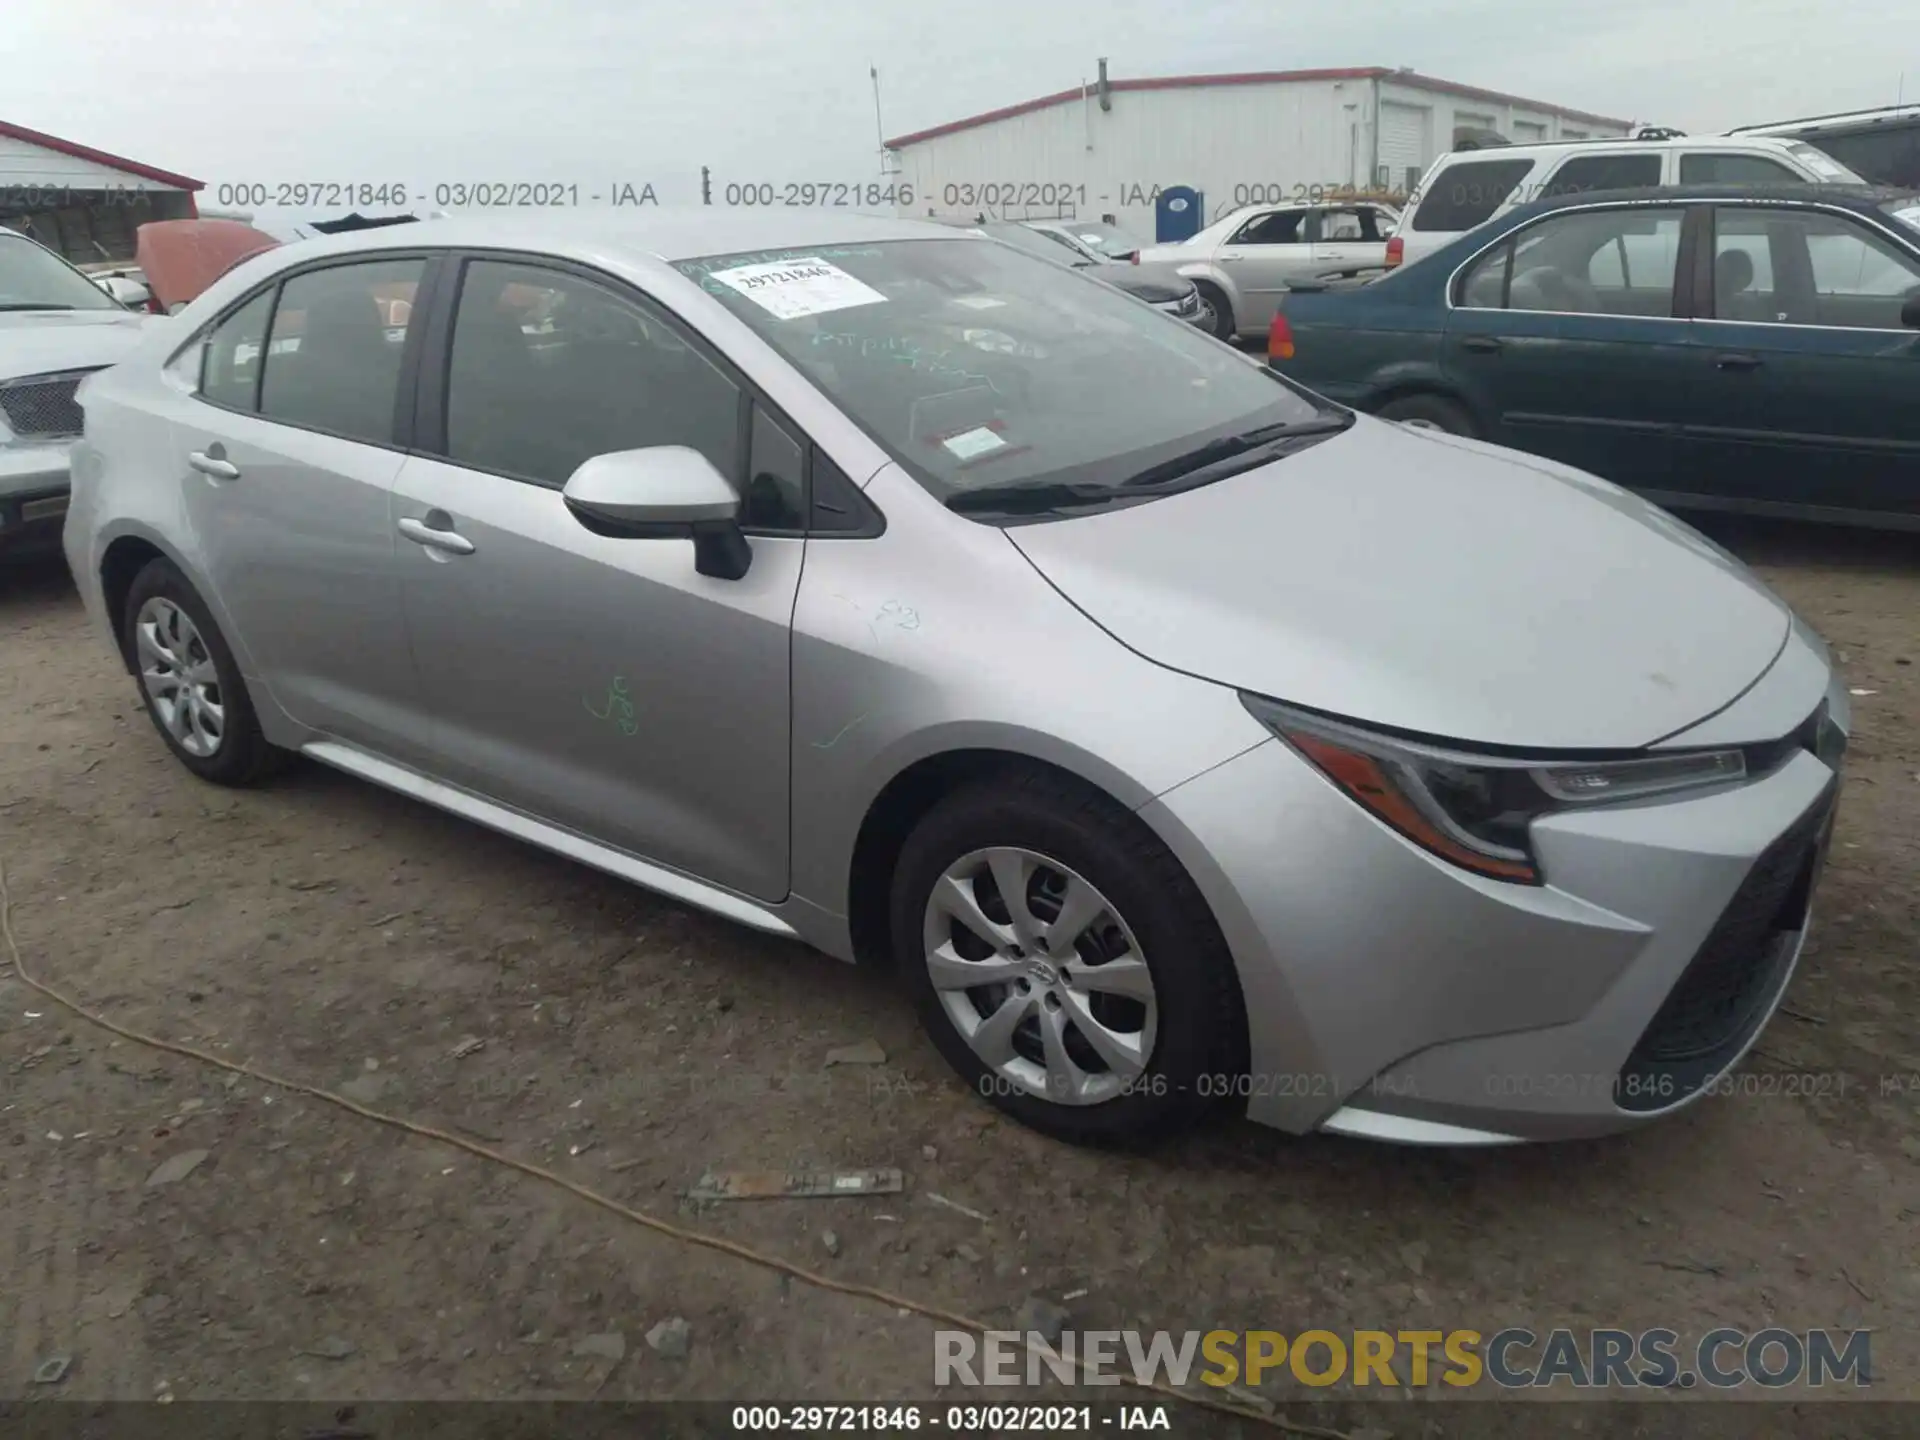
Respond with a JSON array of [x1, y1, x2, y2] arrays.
[[258, 258, 424, 445], [1410, 159, 1534, 232], [197, 289, 275, 411], [1679, 152, 1800, 185], [1542, 153, 1662, 196]]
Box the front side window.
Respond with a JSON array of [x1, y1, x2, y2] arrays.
[[1679, 152, 1800, 185], [674, 237, 1324, 508], [1411, 159, 1534, 232], [1457, 208, 1682, 316], [1228, 210, 1306, 246], [258, 257, 424, 444], [1713, 207, 1920, 328], [442, 259, 742, 488], [0, 233, 124, 313], [1542, 153, 1662, 196]]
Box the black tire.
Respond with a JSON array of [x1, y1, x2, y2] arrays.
[[891, 766, 1247, 1146], [122, 557, 288, 786], [1194, 282, 1235, 341], [1376, 392, 1477, 436]]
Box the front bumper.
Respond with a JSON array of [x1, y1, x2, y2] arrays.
[[0, 440, 74, 553], [1142, 657, 1846, 1144]]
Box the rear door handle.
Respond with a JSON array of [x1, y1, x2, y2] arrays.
[[398, 514, 476, 555], [1460, 336, 1504, 354], [1714, 352, 1762, 371], [187, 450, 240, 480]]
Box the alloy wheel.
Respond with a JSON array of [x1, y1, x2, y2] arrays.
[[135, 597, 225, 758], [922, 846, 1158, 1105]]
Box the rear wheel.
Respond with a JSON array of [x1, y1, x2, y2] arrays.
[[1376, 393, 1477, 436], [892, 767, 1246, 1145], [122, 558, 288, 786]]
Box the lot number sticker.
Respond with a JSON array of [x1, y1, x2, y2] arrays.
[[709, 257, 888, 319]]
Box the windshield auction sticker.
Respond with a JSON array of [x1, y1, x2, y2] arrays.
[[708, 257, 887, 319]]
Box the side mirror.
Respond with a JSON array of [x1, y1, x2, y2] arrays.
[[1902, 293, 1920, 331], [561, 446, 751, 580]]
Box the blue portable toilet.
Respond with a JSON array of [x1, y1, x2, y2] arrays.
[[1155, 186, 1204, 243]]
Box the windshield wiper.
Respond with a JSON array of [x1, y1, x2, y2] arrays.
[[0, 303, 79, 312], [1118, 414, 1354, 490], [946, 482, 1126, 516]]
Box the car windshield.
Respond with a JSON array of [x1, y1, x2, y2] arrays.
[[674, 237, 1325, 505], [1066, 222, 1145, 258], [0, 233, 124, 312], [1784, 141, 1866, 183]]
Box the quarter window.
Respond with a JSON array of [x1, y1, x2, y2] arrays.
[[442, 259, 743, 490], [258, 258, 424, 444], [1410, 159, 1534, 232], [197, 289, 275, 411]]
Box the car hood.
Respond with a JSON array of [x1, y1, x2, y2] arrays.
[[135, 218, 281, 309], [1094, 262, 1190, 303], [1007, 419, 1793, 750], [0, 309, 150, 382]]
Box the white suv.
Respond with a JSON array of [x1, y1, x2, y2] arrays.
[[1, 227, 153, 558], [1386, 134, 1865, 271]]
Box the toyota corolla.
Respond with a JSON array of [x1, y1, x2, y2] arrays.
[[64, 210, 1848, 1146]]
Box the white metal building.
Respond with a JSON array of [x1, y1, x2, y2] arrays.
[[884, 66, 1633, 237], [0, 120, 202, 265]]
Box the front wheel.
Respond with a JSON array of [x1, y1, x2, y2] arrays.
[[891, 768, 1247, 1145], [1194, 282, 1235, 342]]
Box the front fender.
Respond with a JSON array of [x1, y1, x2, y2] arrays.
[[1173, 261, 1240, 307]]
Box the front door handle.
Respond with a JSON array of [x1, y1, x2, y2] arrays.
[[1460, 335, 1504, 354], [398, 514, 476, 555], [1714, 352, 1762, 372], [187, 450, 240, 480]]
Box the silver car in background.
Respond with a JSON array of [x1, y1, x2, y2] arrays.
[[65, 210, 1846, 1147]]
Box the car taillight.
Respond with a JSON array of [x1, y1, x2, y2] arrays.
[[1385, 235, 1404, 269], [1128, 251, 1139, 264], [1268, 312, 1295, 363]]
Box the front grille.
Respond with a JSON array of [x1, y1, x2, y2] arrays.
[[0, 369, 99, 439], [1617, 779, 1837, 1111]]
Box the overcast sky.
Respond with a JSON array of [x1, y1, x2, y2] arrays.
[[11, 0, 1912, 222]]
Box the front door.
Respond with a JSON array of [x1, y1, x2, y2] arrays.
[[1440, 203, 1694, 490], [392, 256, 804, 902], [1676, 203, 1920, 520], [1214, 207, 1314, 332], [168, 254, 435, 761]]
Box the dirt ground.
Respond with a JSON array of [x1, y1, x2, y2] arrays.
[[2, 516, 1917, 1429]]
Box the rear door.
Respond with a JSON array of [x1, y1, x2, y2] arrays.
[[167, 253, 437, 762], [1212, 207, 1313, 330], [1676, 203, 1920, 520], [1308, 205, 1389, 277], [1441, 202, 1694, 488]]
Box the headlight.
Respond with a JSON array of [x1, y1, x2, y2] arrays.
[[1242, 695, 1747, 885]]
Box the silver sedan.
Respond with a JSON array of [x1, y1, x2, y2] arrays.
[[65, 209, 1846, 1146]]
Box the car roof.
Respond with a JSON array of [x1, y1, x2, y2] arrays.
[[1434, 133, 1808, 163], [1732, 104, 1920, 136], [220, 208, 971, 268], [1499, 180, 1916, 222]]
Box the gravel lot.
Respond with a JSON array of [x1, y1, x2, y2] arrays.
[[2, 517, 1916, 1429]]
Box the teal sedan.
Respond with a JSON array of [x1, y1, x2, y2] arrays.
[[1269, 183, 1920, 530]]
